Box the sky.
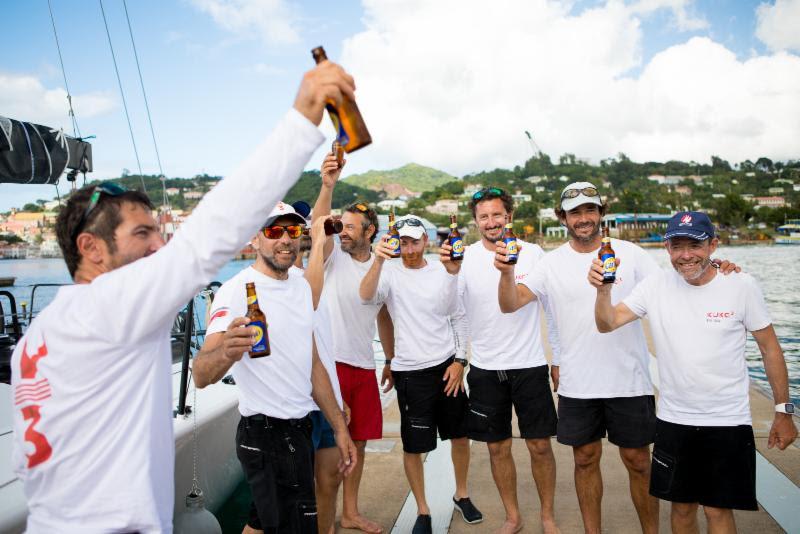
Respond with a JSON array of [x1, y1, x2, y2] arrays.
[[1, 0, 799, 212]]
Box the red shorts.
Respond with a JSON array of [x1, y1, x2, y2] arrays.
[[336, 361, 382, 441]]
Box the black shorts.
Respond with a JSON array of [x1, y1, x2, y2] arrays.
[[650, 418, 757, 510], [466, 364, 557, 442], [236, 414, 318, 533], [557, 395, 656, 448], [392, 357, 468, 454]]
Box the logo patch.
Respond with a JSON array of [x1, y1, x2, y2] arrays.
[[679, 214, 693, 226]]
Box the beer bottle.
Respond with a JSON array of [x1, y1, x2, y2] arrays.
[[448, 214, 464, 261], [387, 208, 401, 258], [245, 282, 270, 357], [599, 226, 616, 284], [324, 217, 343, 235], [332, 140, 345, 168], [312, 46, 372, 153], [503, 215, 518, 265]]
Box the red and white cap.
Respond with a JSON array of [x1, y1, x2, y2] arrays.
[[264, 201, 306, 227]]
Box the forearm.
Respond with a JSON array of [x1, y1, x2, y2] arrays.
[[594, 290, 617, 332], [312, 185, 334, 222], [762, 340, 791, 405], [498, 271, 521, 313], [359, 260, 383, 302], [311, 355, 348, 433], [192, 345, 235, 388], [304, 240, 326, 309], [377, 305, 395, 360]]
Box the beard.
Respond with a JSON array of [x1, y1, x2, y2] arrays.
[[479, 224, 504, 243], [672, 258, 712, 282], [340, 234, 368, 254], [260, 247, 296, 273], [567, 220, 601, 245]]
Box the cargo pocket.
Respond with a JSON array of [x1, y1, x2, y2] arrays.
[[467, 401, 495, 437], [273, 432, 299, 488], [403, 416, 436, 453], [236, 425, 265, 472], [294, 500, 318, 534], [649, 449, 676, 497]]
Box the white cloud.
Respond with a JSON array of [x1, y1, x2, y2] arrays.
[[0, 73, 115, 129], [335, 0, 800, 178], [629, 0, 708, 31], [190, 0, 299, 45], [756, 0, 800, 52]]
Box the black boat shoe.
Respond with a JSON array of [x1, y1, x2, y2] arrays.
[[412, 514, 432, 534], [453, 496, 483, 524]]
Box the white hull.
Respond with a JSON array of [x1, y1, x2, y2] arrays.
[[0, 362, 242, 533]]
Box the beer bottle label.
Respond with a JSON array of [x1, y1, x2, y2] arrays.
[[450, 236, 464, 257], [387, 235, 401, 255], [601, 252, 616, 281], [247, 294, 257, 306], [505, 238, 518, 256], [249, 319, 268, 354], [325, 104, 350, 146]]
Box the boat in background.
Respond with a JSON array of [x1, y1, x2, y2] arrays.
[[775, 220, 800, 245]]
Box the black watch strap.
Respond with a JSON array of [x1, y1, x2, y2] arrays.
[[384, 359, 392, 366], [454, 357, 468, 367]]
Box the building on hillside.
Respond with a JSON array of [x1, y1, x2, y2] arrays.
[[377, 199, 407, 210], [754, 196, 786, 208], [558, 175, 569, 182], [768, 187, 785, 195], [538, 208, 557, 221], [648, 175, 666, 184], [741, 194, 754, 201], [512, 193, 532, 203], [184, 191, 204, 200], [712, 193, 726, 199], [526, 176, 547, 184], [166, 187, 180, 196], [426, 198, 460, 215], [686, 175, 705, 184], [674, 185, 692, 196], [463, 184, 484, 196]]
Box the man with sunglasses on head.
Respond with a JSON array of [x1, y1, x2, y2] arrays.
[[359, 214, 482, 534], [497, 182, 739, 534], [193, 202, 357, 534], [459, 187, 560, 534], [10, 60, 357, 533], [310, 151, 395, 534]]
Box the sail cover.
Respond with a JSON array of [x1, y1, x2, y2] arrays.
[[0, 115, 92, 185]]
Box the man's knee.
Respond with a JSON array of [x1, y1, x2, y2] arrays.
[[671, 501, 698, 519], [619, 446, 651, 474], [354, 439, 367, 452], [525, 437, 552, 457], [573, 441, 602, 469], [703, 505, 733, 522], [487, 438, 513, 459]]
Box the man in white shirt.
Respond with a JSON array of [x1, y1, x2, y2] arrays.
[[193, 202, 356, 533], [312, 151, 394, 534], [458, 187, 559, 534], [497, 182, 660, 534], [360, 215, 482, 534], [9, 61, 354, 533], [590, 210, 798, 533]]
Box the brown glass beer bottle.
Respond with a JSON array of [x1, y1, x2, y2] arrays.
[[324, 218, 343, 235], [245, 282, 270, 357], [599, 226, 616, 284], [448, 214, 464, 261], [312, 46, 372, 153], [332, 140, 345, 168], [503, 215, 519, 265], [387, 208, 401, 258]]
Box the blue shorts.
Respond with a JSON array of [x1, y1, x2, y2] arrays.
[[310, 410, 336, 450]]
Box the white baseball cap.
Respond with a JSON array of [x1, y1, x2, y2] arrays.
[[264, 201, 306, 227], [559, 181, 603, 212], [395, 214, 426, 239]]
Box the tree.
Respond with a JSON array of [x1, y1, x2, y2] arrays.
[[710, 156, 731, 172], [713, 193, 754, 227], [755, 157, 774, 173], [22, 203, 43, 212]]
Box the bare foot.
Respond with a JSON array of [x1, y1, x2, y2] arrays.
[[541, 516, 560, 534], [340, 514, 383, 533], [495, 518, 524, 534]]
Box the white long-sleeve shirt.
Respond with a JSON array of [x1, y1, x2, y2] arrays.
[[10, 109, 323, 534]]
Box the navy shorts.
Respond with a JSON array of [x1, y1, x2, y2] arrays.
[[310, 410, 336, 450]]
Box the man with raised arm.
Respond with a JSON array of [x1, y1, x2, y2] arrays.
[[359, 215, 482, 534], [10, 61, 355, 533], [589, 211, 797, 533], [311, 151, 395, 533]]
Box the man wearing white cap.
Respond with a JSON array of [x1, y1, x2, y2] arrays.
[[359, 214, 482, 534], [193, 202, 357, 533]]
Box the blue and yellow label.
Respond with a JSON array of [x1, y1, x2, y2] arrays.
[[601, 253, 616, 281], [505, 238, 518, 256], [450, 237, 464, 255], [387, 236, 401, 255], [325, 104, 350, 146], [250, 320, 267, 353], [247, 294, 257, 306]]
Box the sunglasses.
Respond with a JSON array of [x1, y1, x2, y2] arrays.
[[261, 225, 305, 239], [561, 187, 599, 199], [350, 203, 369, 213], [395, 218, 423, 230], [472, 187, 505, 201], [71, 181, 128, 242]]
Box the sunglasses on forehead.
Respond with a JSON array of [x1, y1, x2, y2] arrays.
[[395, 218, 423, 230], [472, 187, 505, 201], [561, 187, 599, 199], [71, 181, 128, 242], [350, 203, 369, 213], [261, 224, 305, 239]]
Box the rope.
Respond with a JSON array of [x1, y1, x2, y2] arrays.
[[99, 0, 148, 194], [122, 0, 170, 211], [47, 0, 81, 139]]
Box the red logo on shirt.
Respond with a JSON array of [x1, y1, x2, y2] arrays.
[[706, 311, 735, 324], [209, 307, 230, 327], [15, 339, 53, 468]]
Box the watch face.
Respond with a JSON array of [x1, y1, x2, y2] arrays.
[[788, 404, 795, 414]]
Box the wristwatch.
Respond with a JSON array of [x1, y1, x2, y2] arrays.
[[775, 403, 795, 415], [384, 359, 392, 366], [454, 357, 468, 367]]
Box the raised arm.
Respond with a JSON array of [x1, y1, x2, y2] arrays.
[[359, 235, 392, 303], [588, 258, 639, 332], [91, 62, 357, 343], [751, 325, 798, 450], [312, 152, 344, 261], [495, 240, 537, 313], [304, 216, 327, 309]]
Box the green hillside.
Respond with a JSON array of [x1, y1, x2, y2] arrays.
[[344, 163, 456, 193]]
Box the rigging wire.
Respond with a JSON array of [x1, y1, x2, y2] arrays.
[[47, 0, 81, 140], [99, 0, 148, 195], [122, 0, 170, 211]]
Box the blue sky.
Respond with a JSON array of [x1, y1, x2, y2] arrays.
[[1, 0, 799, 212]]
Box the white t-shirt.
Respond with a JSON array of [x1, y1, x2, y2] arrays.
[[624, 269, 771, 426], [459, 240, 551, 370], [206, 266, 316, 419], [365, 260, 465, 371], [10, 108, 323, 533], [322, 244, 383, 369], [289, 266, 343, 409], [522, 239, 658, 398]]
